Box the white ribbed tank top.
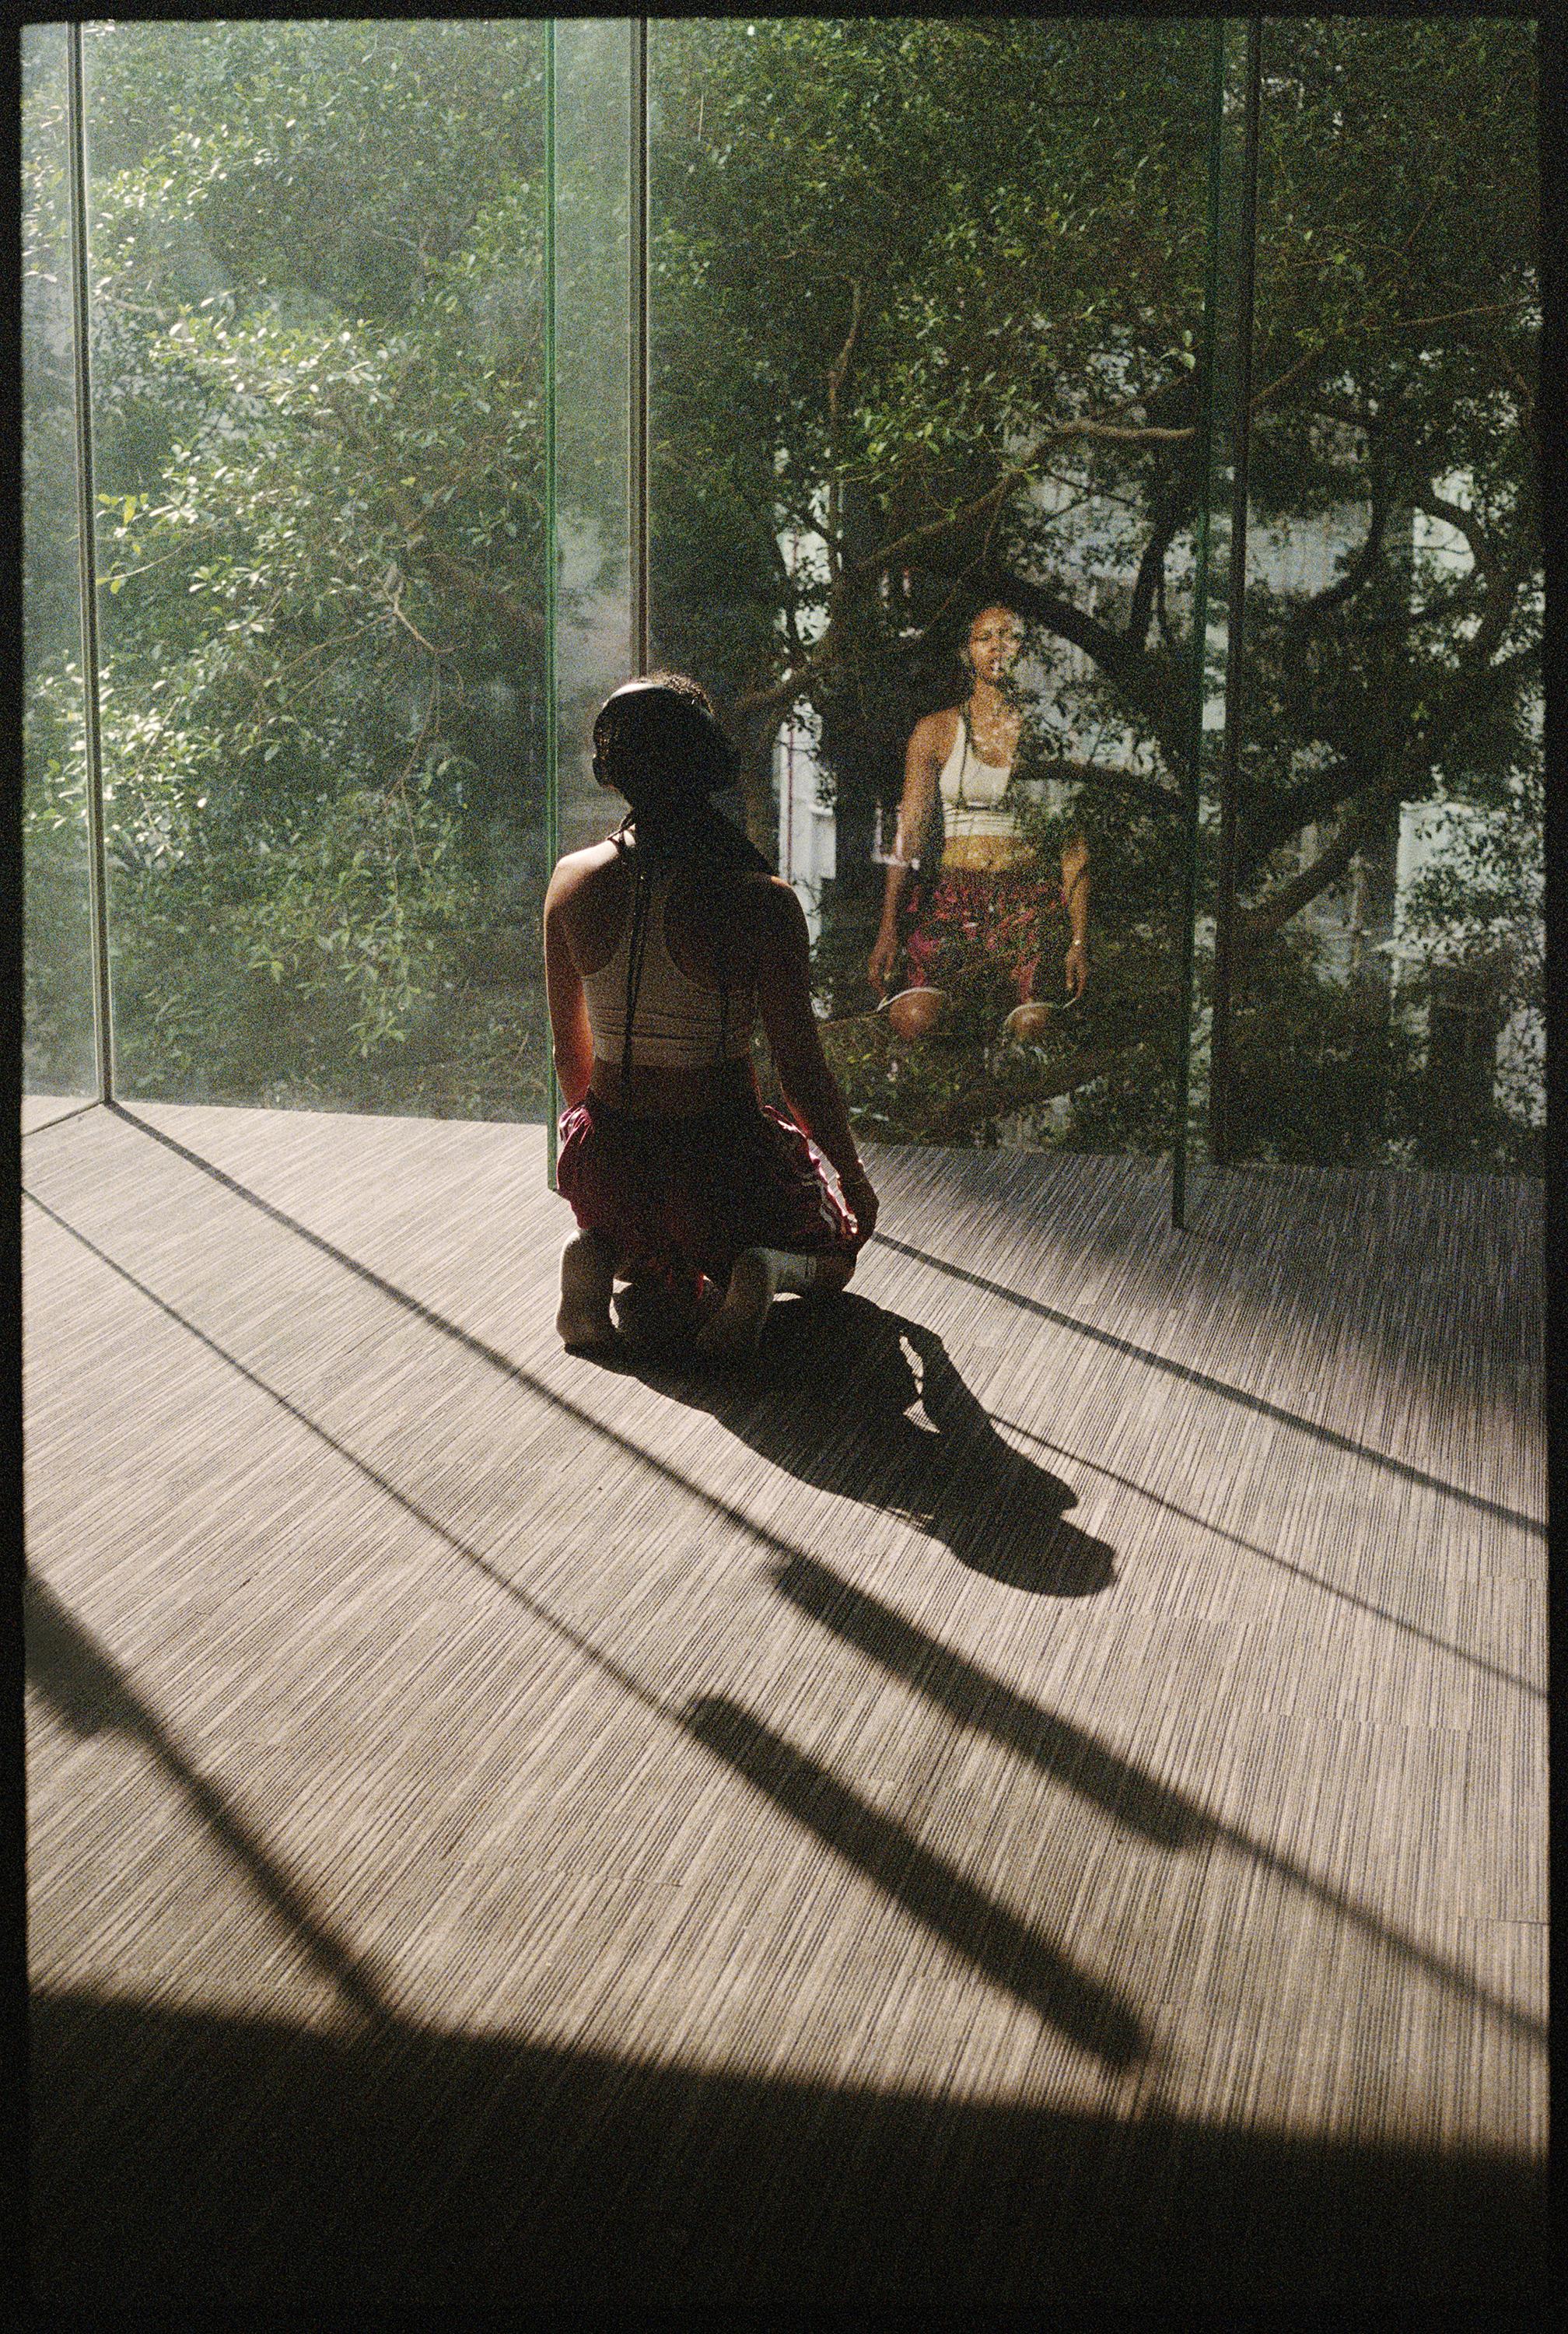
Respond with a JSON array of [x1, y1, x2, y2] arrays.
[[581, 870, 756, 1069], [938, 712, 1017, 842]]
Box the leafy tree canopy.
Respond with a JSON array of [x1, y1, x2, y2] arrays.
[[23, 17, 1539, 1163]]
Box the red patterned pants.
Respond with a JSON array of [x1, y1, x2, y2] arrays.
[[558, 1088, 859, 1298]]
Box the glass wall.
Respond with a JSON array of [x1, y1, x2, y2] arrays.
[[647, 17, 1217, 1152], [72, 19, 551, 1119], [22, 26, 97, 1100], [1197, 17, 1543, 1174], [549, 23, 633, 865], [22, 19, 1542, 1176]]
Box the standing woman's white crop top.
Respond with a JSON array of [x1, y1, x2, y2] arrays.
[[938, 711, 1016, 843], [581, 868, 757, 1069]]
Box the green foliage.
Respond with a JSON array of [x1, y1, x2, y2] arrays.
[[24, 21, 552, 1117], [21, 17, 1540, 1166], [23, 664, 97, 1095], [647, 16, 1540, 1167]]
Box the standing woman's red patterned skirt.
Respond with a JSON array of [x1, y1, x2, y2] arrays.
[[901, 866, 1063, 1001]]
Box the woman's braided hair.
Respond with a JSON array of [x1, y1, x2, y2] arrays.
[[591, 673, 768, 1081]]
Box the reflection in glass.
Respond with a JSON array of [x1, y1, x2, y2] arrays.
[[28, 19, 1538, 1172], [22, 26, 97, 1099], [1206, 19, 1542, 1171], [649, 17, 1214, 1153], [869, 604, 1090, 1049], [78, 21, 550, 1117]]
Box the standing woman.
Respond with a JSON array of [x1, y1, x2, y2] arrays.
[[868, 603, 1090, 1039], [545, 675, 878, 1361]]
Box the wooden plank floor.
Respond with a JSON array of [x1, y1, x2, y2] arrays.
[[21, 1099, 1546, 2310]]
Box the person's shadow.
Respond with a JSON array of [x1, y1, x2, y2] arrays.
[[618, 1292, 1115, 1596]]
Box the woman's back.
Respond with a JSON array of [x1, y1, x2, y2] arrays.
[[555, 841, 771, 1114], [581, 855, 759, 1071]]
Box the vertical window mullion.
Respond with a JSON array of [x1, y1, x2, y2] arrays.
[[65, 23, 113, 1105]]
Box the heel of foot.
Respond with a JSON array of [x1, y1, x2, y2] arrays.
[[558, 1308, 617, 1353], [692, 1249, 778, 1361], [558, 1235, 615, 1351]]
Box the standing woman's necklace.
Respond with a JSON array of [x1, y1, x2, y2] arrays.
[[967, 692, 1018, 771]]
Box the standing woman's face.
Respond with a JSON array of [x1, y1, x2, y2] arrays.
[[968, 608, 1024, 685]]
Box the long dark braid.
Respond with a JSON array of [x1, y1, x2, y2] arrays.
[[617, 822, 656, 1090], [595, 677, 770, 1081]]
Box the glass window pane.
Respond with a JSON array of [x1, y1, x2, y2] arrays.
[[551, 21, 633, 863], [649, 18, 1215, 1157], [82, 22, 550, 1119], [1212, 19, 1542, 1172], [23, 25, 97, 1102]]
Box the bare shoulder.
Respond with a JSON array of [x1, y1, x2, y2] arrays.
[[909, 706, 958, 762], [750, 871, 807, 937], [545, 839, 621, 912], [730, 872, 807, 981]]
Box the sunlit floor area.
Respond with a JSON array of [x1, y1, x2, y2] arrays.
[[22, 1096, 1545, 2310]]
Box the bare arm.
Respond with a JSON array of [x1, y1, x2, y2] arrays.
[[869, 713, 947, 995], [1062, 834, 1090, 998], [755, 878, 879, 1239], [543, 861, 595, 1106]]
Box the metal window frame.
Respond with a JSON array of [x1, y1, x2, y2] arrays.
[[66, 23, 114, 1105]]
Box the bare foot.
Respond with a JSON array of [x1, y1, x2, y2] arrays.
[[557, 1232, 617, 1352], [691, 1249, 781, 1362], [1001, 1001, 1059, 1043], [693, 1249, 825, 1363]]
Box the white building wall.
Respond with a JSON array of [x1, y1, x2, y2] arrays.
[[775, 697, 835, 944], [774, 508, 835, 941]]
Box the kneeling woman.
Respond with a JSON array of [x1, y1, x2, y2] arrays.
[[545, 674, 879, 1361]]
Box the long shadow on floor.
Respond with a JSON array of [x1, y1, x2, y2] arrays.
[[30, 1989, 1545, 2314], [684, 1694, 1146, 2068], [25, 1570, 1146, 2069], [619, 1293, 1116, 1596]]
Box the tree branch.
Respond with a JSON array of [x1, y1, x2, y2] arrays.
[[377, 475, 544, 639], [824, 280, 863, 584], [848, 466, 1034, 577], [1043, 756, 1180, 814], [1409, 488, 1500, 591], [733, 633, 839, 722], [1046, 416, 1194, 443], [320, 387, 544, 639], [919, 1045, 1125, 1141], [1125, 489, 1184, 652], [380, 566, 449, 659], [1283, 471, 1391, 628], [1234, 594, 1536, 951], [1234, 783, 1397, 955], [417, 545, 543, 637], [1251, 299, 1534, 423], [1489, 341, 1537, 440], [826, 279, 863, 426]]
